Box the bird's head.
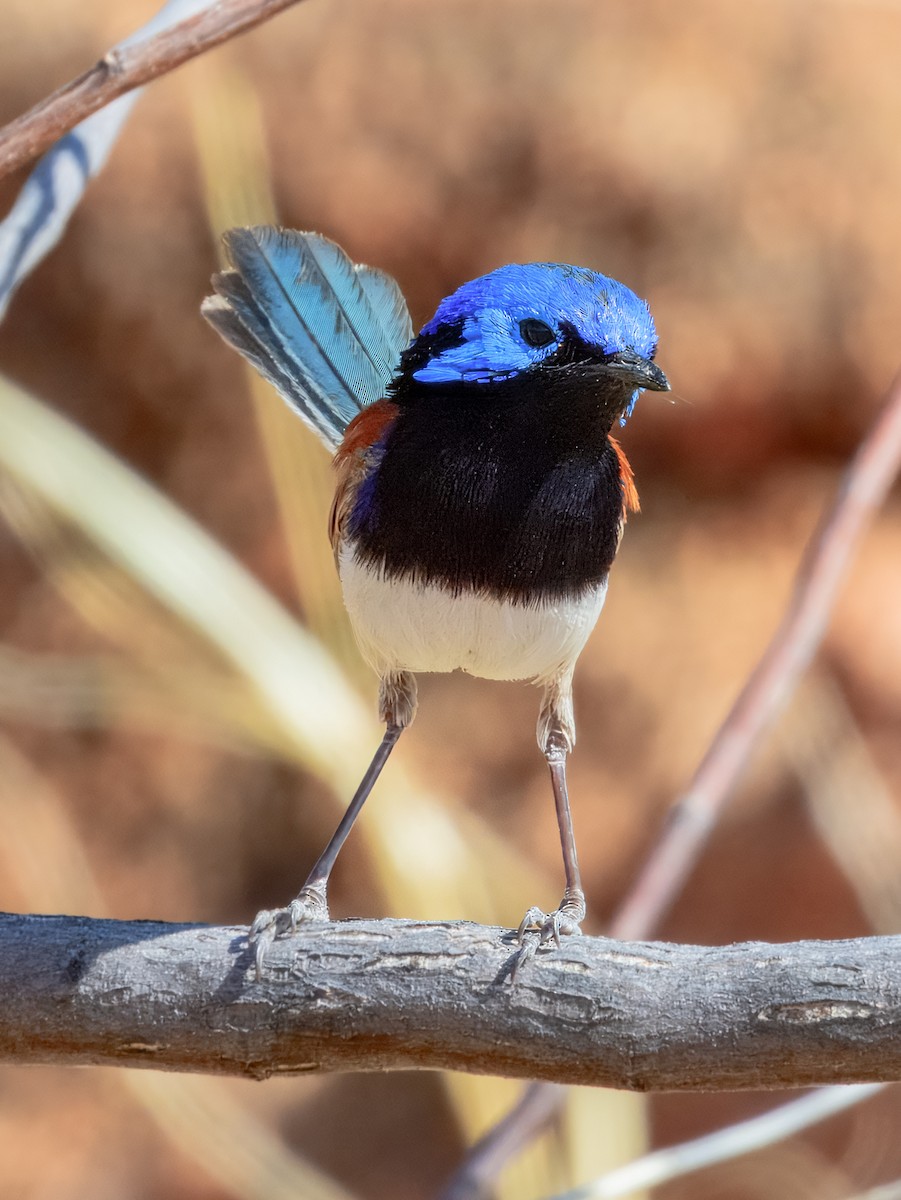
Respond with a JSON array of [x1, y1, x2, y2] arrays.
[[392, 261, 669, 424]]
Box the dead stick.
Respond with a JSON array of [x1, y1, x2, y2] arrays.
[[0, 0, 307, 180]]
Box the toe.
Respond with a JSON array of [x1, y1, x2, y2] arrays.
[[510, 932, 540, 980], [548, 912, 582, 944], [250, 908, 277, 940], [516, 906, 548, 941], [248, 890, 332, 978], [252, 920, 277, 981]]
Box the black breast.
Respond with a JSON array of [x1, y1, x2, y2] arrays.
[[347, 377, 628, 604]]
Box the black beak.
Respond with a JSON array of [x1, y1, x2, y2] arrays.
[[601, 350, 670, 393]]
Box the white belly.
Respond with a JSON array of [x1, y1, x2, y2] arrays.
[[338, 545, 607, 683]]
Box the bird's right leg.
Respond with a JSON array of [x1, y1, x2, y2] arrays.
[[514, 671, 586, 973], [250, 670, 416, 976]]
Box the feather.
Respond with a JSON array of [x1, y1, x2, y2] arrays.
[[202, 227, 413, 451]]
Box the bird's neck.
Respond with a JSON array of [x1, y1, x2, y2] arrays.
[[390, 365, 632, 440]]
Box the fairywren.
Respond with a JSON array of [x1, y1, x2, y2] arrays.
[[203, 228, 669, 974]]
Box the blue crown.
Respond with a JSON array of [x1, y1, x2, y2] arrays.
[[412, 262, 658, 395]]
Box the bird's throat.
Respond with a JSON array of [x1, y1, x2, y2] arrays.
[[348, 377, 631, 603]]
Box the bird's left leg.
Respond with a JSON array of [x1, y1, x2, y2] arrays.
[[249, 670, 416, 976], [516, 671, 586, 962]]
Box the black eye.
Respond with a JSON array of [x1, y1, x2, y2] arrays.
[[519, 318, 556, 348]]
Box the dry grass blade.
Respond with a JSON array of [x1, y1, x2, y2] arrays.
[[0, 372, 372, 777], [0, 472, 326, 758], [0, 642, 263, 747], [190, 54, 362, 675]]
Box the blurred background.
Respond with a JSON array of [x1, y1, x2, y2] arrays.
[[1, 0, 901, 1197]]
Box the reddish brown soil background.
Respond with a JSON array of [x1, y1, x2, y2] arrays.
[[1, 3, 901, 1198]]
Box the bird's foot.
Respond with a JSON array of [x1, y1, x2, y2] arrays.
[[511, 893, 585, 978], [249, 885, 329, 980]]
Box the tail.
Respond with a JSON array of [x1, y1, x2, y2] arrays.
[[202, 227, 413, 451]]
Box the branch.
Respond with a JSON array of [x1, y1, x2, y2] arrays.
[[0, 0, 305, 181], [5, 912, 901, 1090]]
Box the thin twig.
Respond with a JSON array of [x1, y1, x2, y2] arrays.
[[437, 1084, 566, 1200], [440, 370, 901, 1198], [550, 1085, 885, 1200], [1, 0, 216, 319], [0, 0, 306, 181]]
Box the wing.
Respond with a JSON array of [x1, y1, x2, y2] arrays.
[[328, 399, 399, 552], [202, 227, 414, 452]]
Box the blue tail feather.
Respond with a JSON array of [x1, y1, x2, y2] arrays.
[[202, 227, 413, 451]]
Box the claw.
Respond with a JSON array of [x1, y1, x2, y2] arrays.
[[516, 906, 547, 942], [251, 918, 277, 982], [510, 931, 540, 981], [248, 887, 330, 980], [511, 894, 585, 976], [549, 911, 563, 949]]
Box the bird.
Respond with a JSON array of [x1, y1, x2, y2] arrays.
[[202, 227, 669, 975]]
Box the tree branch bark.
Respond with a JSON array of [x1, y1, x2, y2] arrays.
[[4, 912, 901, 1091], [0, 0, 307, 180]]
